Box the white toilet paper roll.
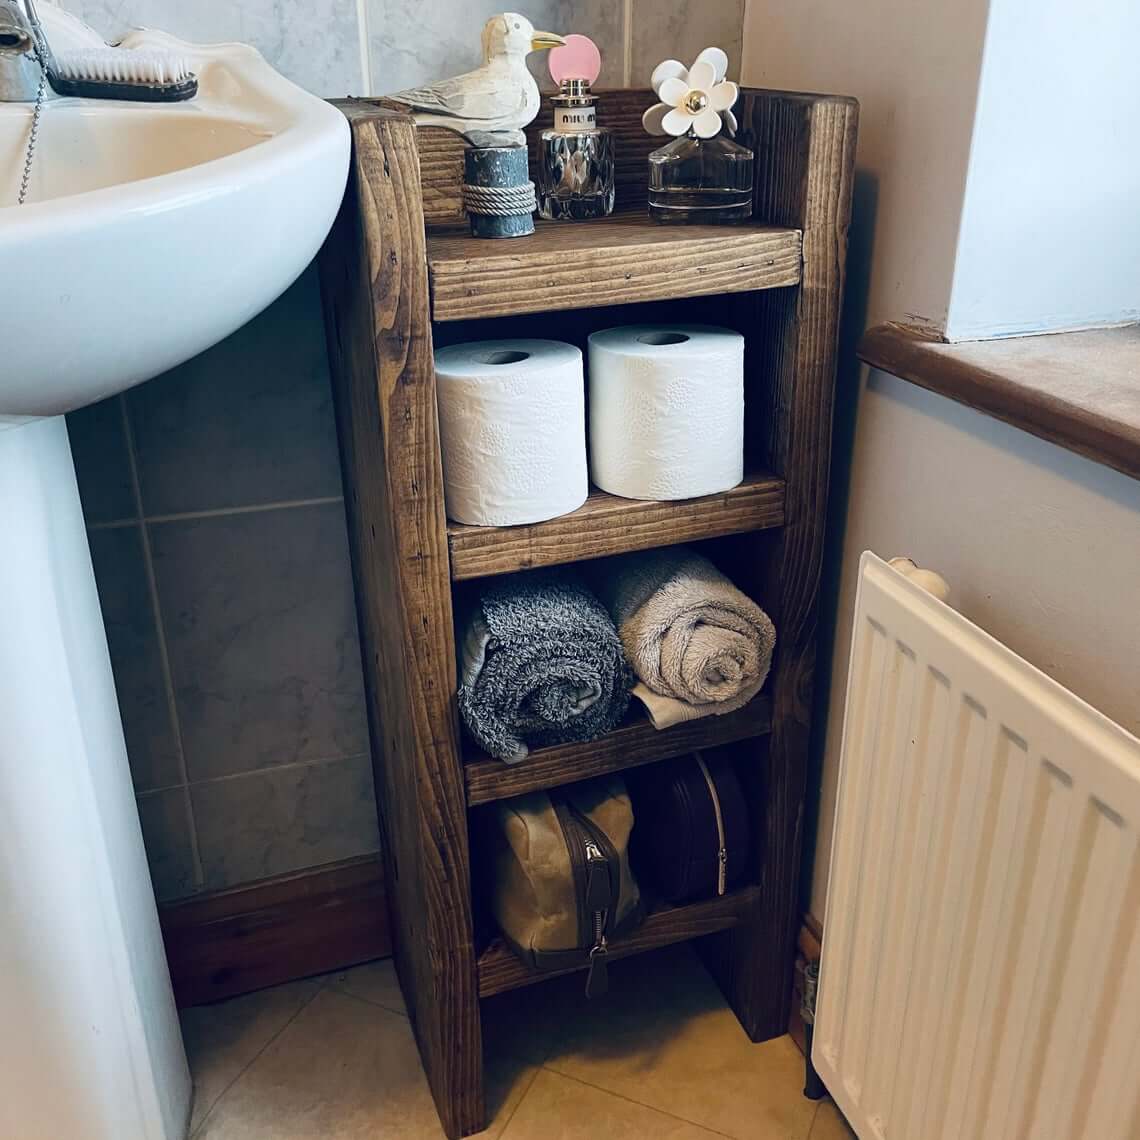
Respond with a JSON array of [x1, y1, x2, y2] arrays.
[[435, 339, 587, 526], [588, 325, 745, 501]]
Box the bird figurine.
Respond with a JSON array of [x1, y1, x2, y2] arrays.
[[386, 14, 564, 148]]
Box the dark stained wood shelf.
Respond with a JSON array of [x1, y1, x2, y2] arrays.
[[859, 321, 1140, 482], [322, 89, 857, 1136], [477, 886, 763, 997], [447, 470, 785, 581], [426, 216, 802, 321], [465, 696, 772, 807]]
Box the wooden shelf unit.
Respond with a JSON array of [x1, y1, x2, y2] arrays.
[[320, 87, 857, 1139]]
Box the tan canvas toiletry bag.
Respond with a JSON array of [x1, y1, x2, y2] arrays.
[[486, 776, 642, 997]]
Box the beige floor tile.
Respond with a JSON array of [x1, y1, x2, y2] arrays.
[[182, 980, 319, 1134], [322, 957, 407, 1015], [808, 1100, 855, 1139], [501, 1069, 726, 1140], [543, 946, 817, 1140], [194, 987, 533, 1140]]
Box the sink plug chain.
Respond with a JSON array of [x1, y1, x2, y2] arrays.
[[18, 53, 47, 206]]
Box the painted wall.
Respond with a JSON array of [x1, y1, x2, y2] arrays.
[[945, 0, 1140, 339], [63, 0, 744, 902], [742, 0, 990, 331], [743, 0, 1140, 916]]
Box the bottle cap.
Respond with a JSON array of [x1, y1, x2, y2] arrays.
[[549, 34, 602, 86]]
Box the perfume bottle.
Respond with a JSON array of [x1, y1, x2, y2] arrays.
[[642, 47, 754, 224], [537, 36, 615, 221], [647, 134, 753, 223]]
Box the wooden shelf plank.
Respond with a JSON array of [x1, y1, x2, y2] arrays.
[[426, 216, 802, 321], [477, 886, 762, 997], [465, 696, 771, 807], [448, 471, 785, 581]]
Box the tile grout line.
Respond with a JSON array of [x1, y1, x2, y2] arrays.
[[622, 0, 633, 86], [492, 1065, 542, 1140], [117, 396, 205, 891], [354, 0, 372, 96], [319, 980, 409, 1021], [85, 496, 345, 532], [192, 749, 373, 787], [189, 985, 325, 1139], [535, 1066, 740, 1139]]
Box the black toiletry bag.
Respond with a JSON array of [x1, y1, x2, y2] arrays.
[[627, 751, 750, 903]]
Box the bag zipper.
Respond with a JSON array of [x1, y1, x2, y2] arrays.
[[694, 752, 728, 896], [554, 800, 618, 998]]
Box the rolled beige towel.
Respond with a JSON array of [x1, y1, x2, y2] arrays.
[[592, 548, 776, 729]]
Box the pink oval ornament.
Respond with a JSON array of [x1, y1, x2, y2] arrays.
[[549, 34, 602, 85]]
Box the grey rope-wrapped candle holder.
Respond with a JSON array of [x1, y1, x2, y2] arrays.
[[462, 145, 536, 238]]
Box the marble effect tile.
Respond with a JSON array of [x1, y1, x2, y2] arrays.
[[150, 502, 368, 782], [629, 0, 745, 86], [66, 395, 135, 524], [555, 0, 626, 89], [181, 980, 320, 1133], [322, 958, 406, 1016], [191, 753, 379, 891], [194, 988, 528, 1139], [501, 1069, 725, 1140], [368, 0, 567, 97], [544, 945, 818, 1140], [63, 0, 364, 95], [88, 523, 182, 792], [809, 1101, 856, 1139], [136, 786, 198, 900], [126, 268, 344, 518]]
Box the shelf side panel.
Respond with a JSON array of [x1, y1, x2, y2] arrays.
[[696, 91, 859, 1042], [319, 105, 483, 1140]]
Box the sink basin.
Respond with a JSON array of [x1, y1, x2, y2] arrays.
[[0, 3, 350, 417], [0, 8, 351, 1140]]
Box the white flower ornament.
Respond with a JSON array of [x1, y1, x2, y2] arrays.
[[643, 47, 739, 139]]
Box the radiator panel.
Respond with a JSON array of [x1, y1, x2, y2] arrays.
[[815, 553, 1140, 1140]]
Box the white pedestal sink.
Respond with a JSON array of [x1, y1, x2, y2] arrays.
[[0, 7, 349, 1138]]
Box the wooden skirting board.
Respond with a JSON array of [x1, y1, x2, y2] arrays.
[[160, 855, 390, 1007]]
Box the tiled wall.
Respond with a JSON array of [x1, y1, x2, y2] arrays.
[[68, 272, 376, 901], [62, 0, 744, 95], [63, 0, 744, 901]]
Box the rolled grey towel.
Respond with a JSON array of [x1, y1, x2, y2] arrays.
[[591, 547, 776, 729], [458, 570, 633, 763]]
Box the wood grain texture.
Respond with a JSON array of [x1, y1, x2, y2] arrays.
[[161, 857, 389, 1008], [476, 887, 763, 997], [859, 321, 1140, 481], [427, 218, 802, 321], [318, 105, 483, 1139], [464, 697, 772, 806], [695, 90, 858, 1042], [448, 471, 786, 580]]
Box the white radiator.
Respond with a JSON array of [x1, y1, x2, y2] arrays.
[[815, 552, 1140, 1140]]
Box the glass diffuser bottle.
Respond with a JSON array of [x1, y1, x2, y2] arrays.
[[643, 48, 753, 224]]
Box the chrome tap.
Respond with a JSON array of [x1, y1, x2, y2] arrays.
[[0, 0, 43, 102]]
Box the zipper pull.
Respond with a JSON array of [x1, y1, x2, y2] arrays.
[[717, 848, 728, 896], [585, 935, 609, 998], [584, 840, 611, 911]]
